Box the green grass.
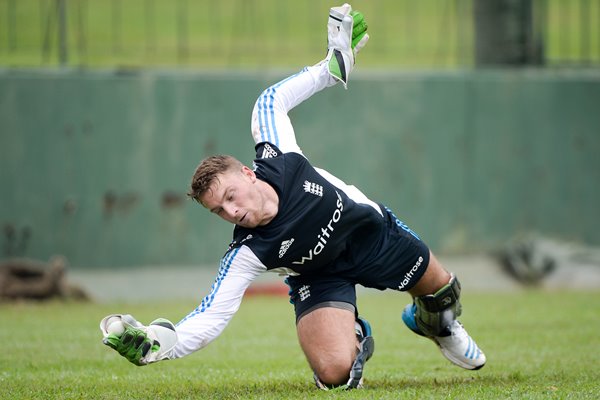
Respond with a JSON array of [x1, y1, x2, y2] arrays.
[[0, 0, 598, 68], [1, 290, 600, 399]]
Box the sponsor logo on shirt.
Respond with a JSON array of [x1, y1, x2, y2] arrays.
[[397, 256, 424, 290], [261, 143, 279, 159], [279, 238, 295, 258], [292, 191, 344, 265]]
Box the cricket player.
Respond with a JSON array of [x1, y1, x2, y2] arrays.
[[100, 4, 486, 389]]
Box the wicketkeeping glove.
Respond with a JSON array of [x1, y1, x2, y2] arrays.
[[100, 314, 178, 366], [326, 3, 370, 88]]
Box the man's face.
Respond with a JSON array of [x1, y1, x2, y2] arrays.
[[199, 166, 266, 228]]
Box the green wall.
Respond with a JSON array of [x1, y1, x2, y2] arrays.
[[1, 68, 599, 268]]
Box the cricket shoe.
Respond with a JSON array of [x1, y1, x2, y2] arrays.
[[402, 303, 486, 370]]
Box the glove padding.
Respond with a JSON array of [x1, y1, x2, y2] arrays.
[[326, 3, 370, 87], [100, 314, 178, 366]]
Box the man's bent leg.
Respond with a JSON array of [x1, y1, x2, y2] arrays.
[[297, 307, 357, 386], [404, 252, 486, 370], [407, 252, 451, 297], [287, 275, 373, 388]]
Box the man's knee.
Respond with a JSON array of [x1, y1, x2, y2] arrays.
[[296, 306, 357, 386], [314, 358, 353, 386]]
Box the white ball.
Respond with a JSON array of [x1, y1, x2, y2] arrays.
[[106, 319, 125, 336]]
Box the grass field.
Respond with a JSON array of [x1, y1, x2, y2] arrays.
[[1, 290, 599, 399], [1, 0, 598, 68]]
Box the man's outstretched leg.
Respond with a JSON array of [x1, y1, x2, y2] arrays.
[[404, 252, 486, 370]]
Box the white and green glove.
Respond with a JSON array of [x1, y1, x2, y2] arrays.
[[326, 3, 369, 87], [100, 314, 178, 366]]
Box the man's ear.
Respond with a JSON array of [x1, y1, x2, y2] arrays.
[[241, 165, 256, 182]]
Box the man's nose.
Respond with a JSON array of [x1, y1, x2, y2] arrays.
[[223, 204, 238, 218]]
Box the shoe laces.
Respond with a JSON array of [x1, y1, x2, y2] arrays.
[[439, 320, 468, 341]]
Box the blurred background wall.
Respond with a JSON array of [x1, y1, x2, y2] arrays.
[[1, 0, 599, 269]]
